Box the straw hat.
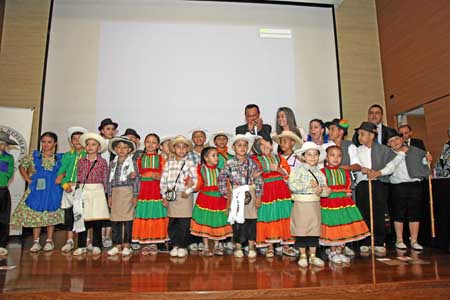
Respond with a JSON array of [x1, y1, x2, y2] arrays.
[[294, 141, 326, 162], [169, 135, 193, 152], [67, 126, 88, 141], [208, 131, 232, 146], [79, 133, 107, 153], [228, 132, 260, 155], [188, 128, 209, 144], [160, 136, 173, 145], [272, 130, 303, 150], [109, 136, 136, 155]]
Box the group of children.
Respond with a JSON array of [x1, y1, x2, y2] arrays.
[[0, 114, 431, 268]]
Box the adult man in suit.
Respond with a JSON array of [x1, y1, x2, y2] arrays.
[[352, 104, 395, 146], [398, 124, 426, 151], [235, 104, 272, 142]]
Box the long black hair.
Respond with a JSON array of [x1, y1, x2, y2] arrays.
[[201, 146, 217, 165], [275, 107, 302, 138], [39, 131, 59, 163], [141, 133, 160, 159]]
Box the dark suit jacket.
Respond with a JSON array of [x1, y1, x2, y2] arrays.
[[408, 138, 426, 151], [352, 124, 394, 146], [235, 123, 272, 142]]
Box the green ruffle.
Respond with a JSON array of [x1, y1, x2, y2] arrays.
[[321, 206, 364, 226], [192, 205, 229, 228], [257, 198, 292, 222], [134, 199, 167, 219]]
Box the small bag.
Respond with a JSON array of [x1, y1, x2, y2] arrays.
[[165, 161, 186, 202]]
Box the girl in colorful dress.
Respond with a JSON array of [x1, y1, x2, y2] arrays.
[[251, 138, 293, 257], [320, 146, 370, 264], [210, 131, 233, 170], [191, 146, 233, 256], [12, 132, 64, 252], [132, 133, 168, 255]]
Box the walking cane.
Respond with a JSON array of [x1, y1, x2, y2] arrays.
[[368, 179, 375, 256], [427, 155, 436, 238]]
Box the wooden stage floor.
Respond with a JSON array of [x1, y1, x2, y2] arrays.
[[1, 233, 449, 300]]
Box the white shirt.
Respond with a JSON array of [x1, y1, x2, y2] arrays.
[[390, 150, 428, 184], [101, 139, 111, 166]]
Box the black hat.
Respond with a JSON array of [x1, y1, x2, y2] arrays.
[[385, 128, 402, 141], [354, 122, 378, 135], [98, 118, 118, 131], [123, 128, 140, 140], [325, 118, 349, 135]]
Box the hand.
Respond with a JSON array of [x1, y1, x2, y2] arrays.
[[64, 186, 73, 193], [310, 180, 318, 188], [108, 197, 112, 208], [367, 170, 382, 180], [255, 196, 262, 208], [132, 197, 138, 206], [184, 176, 195, 188], [26, 178, 32, 185], [129, 172, 137, 179], [162, 198, 168, 207], [55, 178, 62, 185], [181, 192, 189, 198], [255, 118, 263, 131], [426, 152, 433, 164], [315, 186, 323, 196], [252, 170, 262, 179], [324, 186, 332, 196], [361, 167, 370, 175]]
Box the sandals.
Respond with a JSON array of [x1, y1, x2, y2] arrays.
[[266, 248, 274, 258], [282, 247, 298, 257], [141, 244, 158, 256], [202, 248, 213, 257], [213, 246, 224, 256]]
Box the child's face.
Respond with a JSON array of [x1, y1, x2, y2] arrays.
[[0, 142, 6, 153], [326, 148, 342, 167], [277, 111, 288, 128], [126, 134, 140, 151], [144, 136, 159, 152], [85, 139, 100, 154], [205, 149, 219, 166], [41, 136, 57, 153], [309, 121, 324, 139], [260, 140, 273, 156], [71, 134, 83, 151], [192, 131, 206, 147], [303, 149, 319, 166], [358, 130, 374, 146], [279, 137, 295, 153], [214, 135, 228, 149], [161, 141, 171, 154], [327, 125, 342, 141], [388, 136, 403, 151], [100, 125, 116, 139], [233, 140, 248, 157], [114, 141, 131, 158], [174, 143, 189, 159]]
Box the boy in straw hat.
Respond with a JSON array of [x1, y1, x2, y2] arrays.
[[72, 133, 110, 256], [218, 133, 263, 259], [288, 141, 331, 268], [106, 136, 140, 257], [160, 135, 198, 258], [209, 131, 233, 170], [0, 131, 18, 256], [273, 130, 303, 169], [55, 126, 88, 253]]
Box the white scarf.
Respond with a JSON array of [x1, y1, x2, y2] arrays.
[[227, 185, 248, 225], [109, 155, 135, 182]]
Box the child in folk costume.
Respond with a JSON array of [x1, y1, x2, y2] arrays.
[[107, 136, 140, 257], [12, 132, 64, 253], [191, 147, 233, 256], [210, 131, 233, 170], [161, 135, 198, 258], [72, 133, 110, 256], [320, 146, 370, 264], [132, 133, 168, 255], [160, 137, 174, 161], [0, 131, 17, 256], [56, 127, 87, 253], [288, 142, 331, 268], [273, 130, 303, 169], [251, 138, 294, 257], [218, 133, 263, 259]]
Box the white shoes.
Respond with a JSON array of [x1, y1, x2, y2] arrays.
[[298, 254, 308, 268], [30, 241, 42, 253], [234, 249, 244, 258], [107, 246, 121, 256], [197, 243, 205, 251], [328, 252, 342, 264], [122, 247, 132, 257], [0, 247, 8, 256], [61, 240, 74, 253], [103, 237, 113, 248], [43, 241, 55, 252], [188, 243, 198, 251], [177, 248, 188, 258], [360, 246, 370, 253], [344, 246, 355, 256], [170, 246, 179, 257], [92, 247, 102, 255], [374, 246, 386, 253], [395, 241, 407, 250], [225, 241, 235, 250], [338, 254, 351, 263], [248, 249, 257, 258], [410, 240, 423, 251], [73, 247, 87, 256], [309, 255, 325, 267]]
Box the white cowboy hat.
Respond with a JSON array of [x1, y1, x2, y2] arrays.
[[109, 135, 136, 155], [169, 135, 193, 152], [160, 136, 173, 145], [228, 132, 260, 155], [294, 141, 326, 162], [79, 133, 108, 153], [273, 130, 303, 150], [188, 128, 209, 144], [208, 131, 233, 147], [67, 126, 88, 141]]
